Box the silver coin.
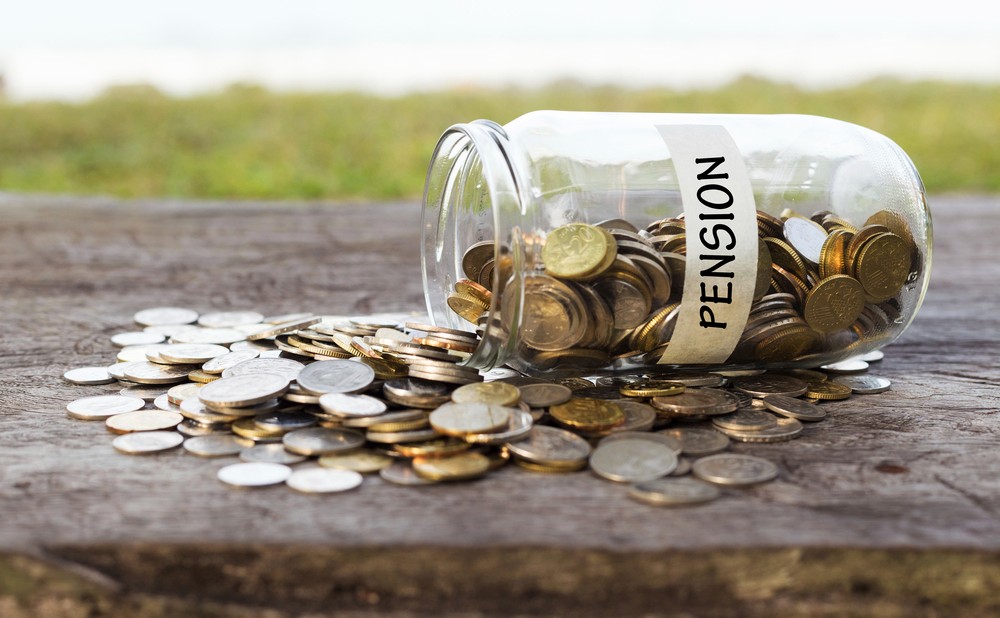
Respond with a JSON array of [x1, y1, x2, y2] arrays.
[[339, 409, 424, 429], [505, 425, 591, 467], [143, 323, 201, 338], [221, 357, 305, 381], [860, 350, 885, 362], [239, 443, 307, 465], [731, 375, 808, 398], [157, 343, 230, 364], [166, 382, 203, 404], [296, 359, 375, 395], [179, 397, 242, 423], [482, 367, 522, 381], [834, 375, 892, 394], [711, 408, 780, 432], [463, 409, 534, 445], [286, 467, 363, 493], [177, 418, 234, 437], [246, 316, 321, 341], [183, 435, 245, 458], [600, 431, 682, 453], [63, 366, 115, 385], [198, 311, 265, 328], [379, 461, 437, 486], [171, 327, 246, 346], [820, 359, 870, 374], [670, 457, 692, 477], [656, 427, 730, 456], [692, 453, 779, 486], [134, 307, 199, 327], [254, 411, 318, 432], [111, 331, 167, 347], [715, 416, 804, 443], [517, 383, 573, 408], [122, 362, 194, 385], [117, 344, 171, 363], [230, 340, 278, 353], [201, 350, 260, 375], [761, 394, 827, 421], [217, 462, 292, 487], [198, 373, 290, 408], [282, 427, 366, 456], [365, 428, 439, 444], [318, 393, 387, 418], [605, 401, 657, 434], [203, 398, 282, 417], [590, 438, 679, 483], [112, 430, 184, 454], [783, 216, 828, 265], [264, 312, 317, 325], [627, 477, 721, 506], [284, 383, 323, 404], [153, 393, 181, 412], [106, 362, 132, 380], [67, 395, 146, 420]]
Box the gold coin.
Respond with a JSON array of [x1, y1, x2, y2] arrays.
[[853, 232, 910, 301], [507, 275, 589, 352], [393, 438, 472, 458], [803, 275, 866, 334], [619, 379, 685, 398], [542, 223, 614, 280], [451, 382, 521, 406], [318, 449, 394, 473], [446, 292, 489, 323], [188, 369, 221, 383], [514, 459, 586, 473], [232, 417, 285, 440], [549, 397, 624, 432], [805, 381, 853, 401], [412, 452, 490, 481]]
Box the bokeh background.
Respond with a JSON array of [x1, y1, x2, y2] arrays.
[[1, 0, 998, 200]]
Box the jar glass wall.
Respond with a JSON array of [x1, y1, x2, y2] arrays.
[[422, 112, 931, 376]]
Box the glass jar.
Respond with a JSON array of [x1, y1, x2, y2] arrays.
[[421, 111, 931, 376]]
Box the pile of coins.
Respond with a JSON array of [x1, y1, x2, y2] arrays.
[[62, 306, 891, 504], [448, 208, 917, 370]]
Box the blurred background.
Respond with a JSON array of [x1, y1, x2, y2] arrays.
[[1, 0, 998, 200]]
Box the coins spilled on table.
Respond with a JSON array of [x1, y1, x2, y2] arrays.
[[60, 306, 893, 505]]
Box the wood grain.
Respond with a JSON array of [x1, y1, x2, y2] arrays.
[[1, 194, 999, 616]]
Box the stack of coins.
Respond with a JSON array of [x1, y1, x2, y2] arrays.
[[449, 208, 917, 371], [61, 306, 893, 502]]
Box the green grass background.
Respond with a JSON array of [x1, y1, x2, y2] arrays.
[[0, 77, 996, 200]]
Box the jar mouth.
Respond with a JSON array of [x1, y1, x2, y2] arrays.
[[420, 120, 525, 370]]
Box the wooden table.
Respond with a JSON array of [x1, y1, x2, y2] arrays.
[[1, 194, 998, 617]]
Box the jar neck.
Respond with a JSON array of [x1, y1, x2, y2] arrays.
[[421, 119, 527, 370]]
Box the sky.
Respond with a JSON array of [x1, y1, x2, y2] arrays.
[[1, 0, 999, 100]]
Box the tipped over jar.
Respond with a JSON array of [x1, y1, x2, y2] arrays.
[[421, 112, 931, 376]]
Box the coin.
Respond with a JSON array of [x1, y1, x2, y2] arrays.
[[157, 343, 230, 364], [171, 327, 245, 346], [761, 394, 827, 421], [711, 408, 780, 432], [282, 427, 365, 456], [461, 409, 534, 445], [601, 400, 657, 434], [119, 383, 167, 402], [589, 438, 678, 483], [134, 307, 199, 327], [63, 366, 115, 385], [692, 453, 779, 486], [166, 382, 203, 404], [198, 373, 290, 408], [655, 428, 730, 456], [221, 357, 305, 381], [834, 375, 892, 394], [319, 449, 394, 473], [379, 461, 437, 486], [413, 452, 490, 481], [782, 216, 828, 265], [296, 359, 375, 395], [450, 381, 521, 406], [549, 397, 624, 432], [429, 402, 512, 436], [318, 393, 387, 418], [201, 350, 260, 375], [619, 379, 685, 398], [111, 331, 167, 347], [716, 417, 804, 443], [505, 425, 591, 469], [66, 395, 146, 420], [805, 381, 853, 401], [820, 359, 870, 374], [627, 477, 721, 507], [542, 223, 614, 280], [254, 411, 318, 433], [106, 410, 183, 433], [246, 316, 321, 341], [803, 275, 866, 334], [123, 361, 196, 385], [516, 383, 573, 408], [112, 430, 184, 454], [183, 434, 245, 458], [650, 389, 740, 417], [286, 467, 363, 493], [731, 375, 808, 398], [217, 462, 293, 487], [239, 443, 307, 465]]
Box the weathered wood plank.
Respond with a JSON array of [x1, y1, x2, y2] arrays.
[[1, 194, 999, 616]]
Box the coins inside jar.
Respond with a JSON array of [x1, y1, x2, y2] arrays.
[[448, 209, 917, 372]]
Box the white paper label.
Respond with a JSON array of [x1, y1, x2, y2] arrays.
[[656, 125, 758, 364]]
